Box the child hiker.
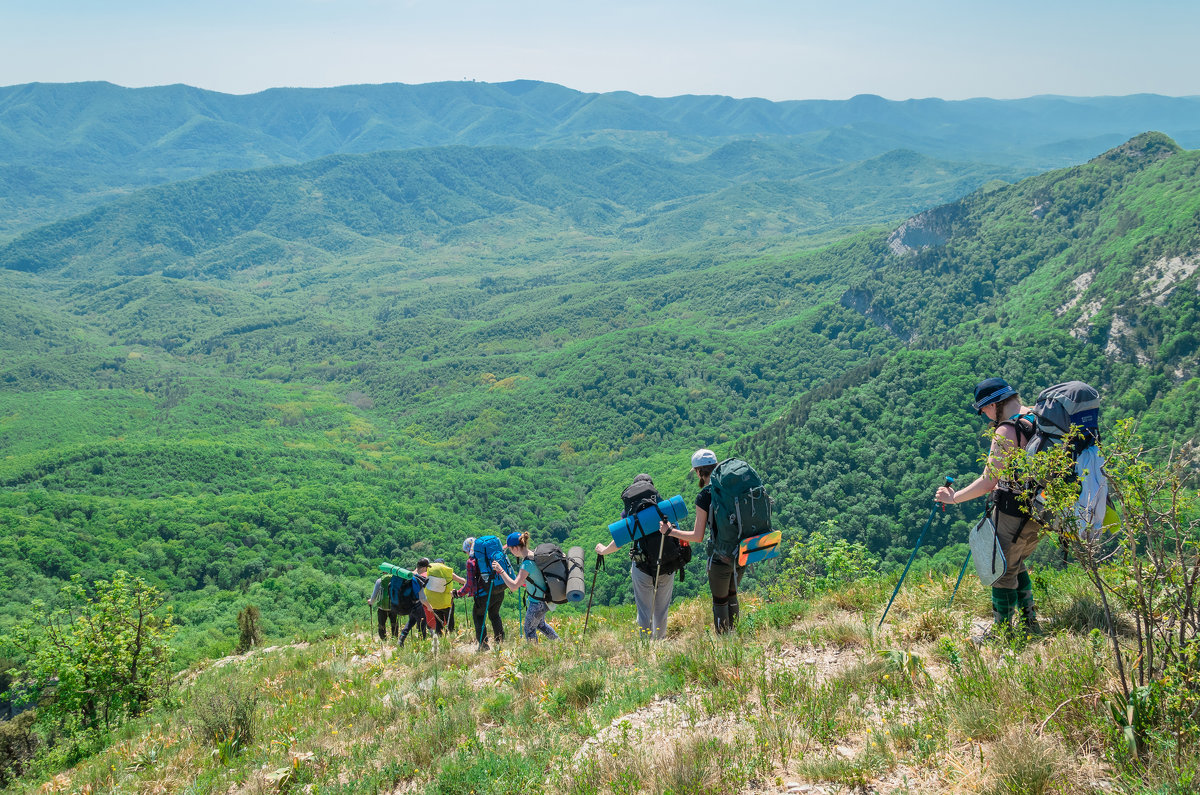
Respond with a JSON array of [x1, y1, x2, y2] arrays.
[[491, 531, 560, 643]]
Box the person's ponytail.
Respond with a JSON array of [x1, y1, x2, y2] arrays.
[[518, 531, 531, 549]]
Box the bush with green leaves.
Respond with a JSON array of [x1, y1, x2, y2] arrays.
[[766, 523, 879, 601], [7, 570, 176, 732]]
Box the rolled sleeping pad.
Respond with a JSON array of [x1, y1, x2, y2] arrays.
[[608, 495, 689, 548], [737, 530, 782, 567], [379, 562, 414, 579], [566, 546, 586, 602]]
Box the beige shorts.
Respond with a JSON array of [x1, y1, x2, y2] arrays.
[[992, 509, 1041, 590]]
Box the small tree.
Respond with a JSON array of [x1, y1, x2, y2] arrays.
[[1002, 419, 1200, 760], [235, 605, 263, 654], [10, 571, 176, 732], [766, 522, 878, 601]]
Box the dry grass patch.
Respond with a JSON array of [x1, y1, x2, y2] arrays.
[[985, 725, 1073, 795]]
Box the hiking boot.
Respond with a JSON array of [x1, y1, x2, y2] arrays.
[[1019, 609, 1045, 638], [727, 596, 740, 630], [712, 603, 731, 634], [477, 640, 490, 652], [971, 620, 1016, 647]]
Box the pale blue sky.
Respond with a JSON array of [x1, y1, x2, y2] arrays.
[[2, 0, 1197, 100]]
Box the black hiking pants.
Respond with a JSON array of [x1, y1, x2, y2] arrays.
[[431, 607, 453, 636], [472, 584, 507, 645], [398, 606, 427, 645], [376, 607, 399, 640]]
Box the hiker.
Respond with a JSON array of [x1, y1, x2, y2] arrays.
[[660, 449, 743, 634], [422, 558, 466, 637], [455, 537, 507, 650], [595, 474, 684, 639], [491, 532, 560, 642], [398, 558, 432, 646], [367, 573, 400, 641], [935, 377, 1044, 638]]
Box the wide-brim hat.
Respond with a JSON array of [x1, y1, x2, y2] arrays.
[[971, 377, 1016, 414]]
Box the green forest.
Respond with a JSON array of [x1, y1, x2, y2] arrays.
[[1, 100, 1199, 669]]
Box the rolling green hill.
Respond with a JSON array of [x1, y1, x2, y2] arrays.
[[1, 132, 1198, 666], [0, 144, 1014, 279]]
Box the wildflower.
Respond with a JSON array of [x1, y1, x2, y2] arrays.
[[924, 734, 932, 740]]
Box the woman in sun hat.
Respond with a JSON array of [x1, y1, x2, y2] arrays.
[[935, 377, 1044, 639]]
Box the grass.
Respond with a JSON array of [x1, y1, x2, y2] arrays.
[[5, 567, 1196, 794]]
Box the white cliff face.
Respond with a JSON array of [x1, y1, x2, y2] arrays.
[[1136, 253, 1200, 306], [885, 205, 960, 256]]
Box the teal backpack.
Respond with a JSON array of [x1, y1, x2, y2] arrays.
[[707, 459, 773, 563]]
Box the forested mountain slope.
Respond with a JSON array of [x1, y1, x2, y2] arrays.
[[0, 133, 1197, 660], [0, 144, 1012, 278], [4, 80, 1200, 233], [742, 131, 1200, 554]]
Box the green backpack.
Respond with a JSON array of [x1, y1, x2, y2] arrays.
[[707, 459, 773, 563]]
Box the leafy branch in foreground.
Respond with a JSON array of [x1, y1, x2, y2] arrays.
[[1002, 419, 1200, 762], [7, 571, 176, 733]]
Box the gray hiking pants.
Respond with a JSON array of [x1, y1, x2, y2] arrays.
[[992, 509, 1041, 590], [630, 563, 673, 639]]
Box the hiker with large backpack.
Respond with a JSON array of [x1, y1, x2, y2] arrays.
[[456, 537, 508, 650], [935, 378, 1046, 639], [491, 532, 561, 643], [422, 558, 466, 637], [398, 558, 432, 647], [595, 474, 688, 639], [665, 449, 779, 634], [367, 572, 401, 641]]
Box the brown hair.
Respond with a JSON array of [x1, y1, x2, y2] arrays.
[[516, 532, 530, 550], [695, 464, 716, 479]]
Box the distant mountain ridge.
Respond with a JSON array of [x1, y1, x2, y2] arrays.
[[3, 80, 1200, 234]]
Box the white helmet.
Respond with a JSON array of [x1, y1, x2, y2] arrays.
[[690, 448, 718, 468]]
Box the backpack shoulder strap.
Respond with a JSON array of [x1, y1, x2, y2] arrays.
[[997, 413, 1034, 447]]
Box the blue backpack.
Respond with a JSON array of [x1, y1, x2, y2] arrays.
[[390, 574, 420, 612], [473, 535, 513, 585]]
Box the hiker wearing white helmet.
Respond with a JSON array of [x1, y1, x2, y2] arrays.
[[660, 448, 745, 633]]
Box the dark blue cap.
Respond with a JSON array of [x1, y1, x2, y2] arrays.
[[971, 377, 1016, 414], [505, 532, 522, 548]]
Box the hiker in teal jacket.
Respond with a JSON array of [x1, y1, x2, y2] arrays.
[[660, 448, 744, 634], [935, 377, 1044, 638], [491, 531, 560, 643]]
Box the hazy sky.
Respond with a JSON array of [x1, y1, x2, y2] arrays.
[[3, 0, 1198, 100]]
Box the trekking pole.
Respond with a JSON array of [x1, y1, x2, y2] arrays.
[[581, 552, 604, 639], [948, 550, 971, 608], [479, 576, 494, 648], [878, 477, 953, 630], [651, 524, 668, 639]]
